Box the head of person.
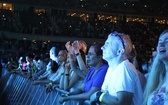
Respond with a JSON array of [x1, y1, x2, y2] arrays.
[[143, 29, 168, 105], [36, 59, 46, 70], [49, 47, 58, 62], [156, 30, 168, 62], [78, 40, 87, 54], [18, 56, 24, 64], [18, 56, 26, 66], [57, 50, 67, 64], [26, 53, 34, 63], [101, 31, 132, 62], [33, 55, 40, 66], [86, 43, 104, 67]]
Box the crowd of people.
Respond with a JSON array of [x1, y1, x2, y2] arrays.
[[1, 9, 168, 70], [0, 1, 168, 104], [1, 29, 168, 105], [10, 0, 168, 16]]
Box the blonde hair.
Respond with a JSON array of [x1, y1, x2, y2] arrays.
[[142, 55, 165, 105], [78, 40, 87, 53], [142, 30, 168, 105]]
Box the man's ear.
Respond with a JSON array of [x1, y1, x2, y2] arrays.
[[117, 49, 124, 55]]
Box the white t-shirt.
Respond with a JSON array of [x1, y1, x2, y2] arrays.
[[101, 60, 143, 105], [147, 72, 168, 105]]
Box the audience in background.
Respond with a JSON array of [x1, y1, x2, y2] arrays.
[[33, 47, 59, 85], [26, 53, 38, 79], [143, 50, 157, 79], [5, 56, 18, 72], [1, 3, 168, 104], [128, 45, 147, 91], [46, 50, 67, 93], [10, 56, 26, 74], [31, 58, 46, 81]]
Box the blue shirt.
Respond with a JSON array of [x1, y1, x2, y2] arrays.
[[83, 64, 108, 92]]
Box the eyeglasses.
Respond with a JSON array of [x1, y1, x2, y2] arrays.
[[110, 31, 125, 49]]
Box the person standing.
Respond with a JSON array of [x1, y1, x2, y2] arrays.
[[90, 31, 143, 105]]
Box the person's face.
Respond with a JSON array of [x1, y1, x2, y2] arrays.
[[101, 36, 119, 61], [18, 57, 23, 64], [26, 56, 31, 63], [86, 46, 99, 67], [157, 32, 168, 60], [79, 41, 87, 52], [36, 59, 43, 70], [50, 50, 54, 60], [57, 51, 66, 63]]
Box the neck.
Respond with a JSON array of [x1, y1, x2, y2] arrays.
[[94, 61, 103, 70], [108, 56, 126, 70]]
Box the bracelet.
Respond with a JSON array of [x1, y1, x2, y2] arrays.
[[99, 92, 105, 102], [49, 82, 53, 86], [95, 91, 103, 103]]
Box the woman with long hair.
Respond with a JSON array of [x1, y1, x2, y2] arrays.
[[143, 29, 168, 105]]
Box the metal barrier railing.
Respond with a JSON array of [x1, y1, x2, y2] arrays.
[[0, 69, 91, 105]]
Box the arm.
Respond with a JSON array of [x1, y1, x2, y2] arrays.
[[72, 40, 88, 72], [38, 70, 50, 80], [59, 84, 100, 103], [70, 41, 88, 78], [63, 66, 81, 91], [67, 87, 100, 100], [66, 71, 81, 90], [59, 70, 65, 89], [63, 63, 70, 90], [68, 54, 87, 79], [33, 79, 52, 85], [67, 84, 84, 95], [65, 41, 86, 78], [32, 68, 46, 80], [101, 91, 133, 105]]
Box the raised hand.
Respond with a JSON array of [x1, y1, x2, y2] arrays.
[[65, 41, 74, 54]]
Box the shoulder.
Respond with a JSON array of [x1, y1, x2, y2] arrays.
[[99, 64, 109, 70]]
